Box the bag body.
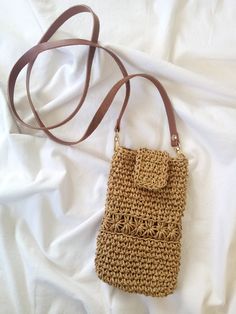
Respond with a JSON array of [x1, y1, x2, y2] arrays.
[[95, 146, 188, 297]]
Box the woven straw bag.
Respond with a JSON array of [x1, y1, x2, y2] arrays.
[[95, 74, 188, 297], [7, 5, 188, 299]]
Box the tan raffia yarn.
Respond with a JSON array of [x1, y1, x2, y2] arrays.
[[95, 147, 188, 297]]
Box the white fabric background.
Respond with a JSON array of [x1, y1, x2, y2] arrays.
[[0, 0, 236, 313]]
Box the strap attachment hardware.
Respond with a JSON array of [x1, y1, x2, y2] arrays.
[[175, 143, 183, 156], [114, 131, 120, 151]]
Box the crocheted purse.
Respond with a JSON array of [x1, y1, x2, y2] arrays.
[[7, 5, 188, 298], [95, 74, 188, 297]]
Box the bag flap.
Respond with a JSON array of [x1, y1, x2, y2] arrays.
[[134, 149, 169, 190]]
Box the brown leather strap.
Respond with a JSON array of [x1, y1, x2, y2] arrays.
[[85, 73, 180, 147], [8, 5, 130, 145], [8, 5, 180, 147]]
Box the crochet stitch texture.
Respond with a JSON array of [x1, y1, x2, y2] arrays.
[[95, 147, 188, 297]]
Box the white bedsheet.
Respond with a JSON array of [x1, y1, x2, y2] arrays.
[[1, 0, 236, 313]]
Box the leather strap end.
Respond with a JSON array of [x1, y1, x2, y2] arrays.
[[171, 133, 180, 147], [114, 121, 120, 132]]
